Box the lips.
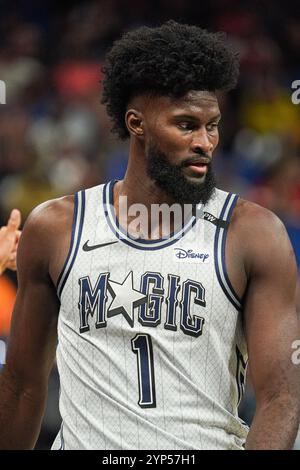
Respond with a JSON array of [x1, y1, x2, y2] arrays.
[[186, 163, 208, 175], [183, 158, 210, 176]]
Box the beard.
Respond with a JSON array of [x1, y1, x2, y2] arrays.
[[146, 144, 216, 205]]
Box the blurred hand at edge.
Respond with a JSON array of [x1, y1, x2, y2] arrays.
[[0, 209, 22, 275]]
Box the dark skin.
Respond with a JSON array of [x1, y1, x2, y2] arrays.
[[0, 91, 299, 449]]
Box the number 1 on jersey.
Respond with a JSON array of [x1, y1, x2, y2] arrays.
[[131, 334, 156, 408]]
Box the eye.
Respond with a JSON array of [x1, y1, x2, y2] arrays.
[[177, 121, 195, 131], [206, 123, 219, 132]]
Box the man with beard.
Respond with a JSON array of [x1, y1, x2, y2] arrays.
[[0, 21, 300, 450]]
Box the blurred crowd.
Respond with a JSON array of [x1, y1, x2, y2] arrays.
[[0, 0, 300, 449]]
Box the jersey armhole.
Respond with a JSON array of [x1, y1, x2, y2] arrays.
[[56, 190, 85, 299], [214, 193, 242, 311]]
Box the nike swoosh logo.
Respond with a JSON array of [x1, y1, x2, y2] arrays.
[[82, 240, 119, 251]]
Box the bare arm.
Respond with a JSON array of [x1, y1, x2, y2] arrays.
[[0, 199, 71, 449], [242, 205, 300, 449]]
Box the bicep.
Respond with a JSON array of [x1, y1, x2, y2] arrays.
[[244, 216, 300, 404], [4, 208, 59, 388]]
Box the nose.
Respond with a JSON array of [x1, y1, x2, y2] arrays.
[[191, 128, 213, 155]]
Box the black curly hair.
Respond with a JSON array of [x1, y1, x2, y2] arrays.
[[101, 20, 239, 140]]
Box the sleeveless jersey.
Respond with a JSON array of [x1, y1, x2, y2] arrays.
[[52, 180, 249, 450]]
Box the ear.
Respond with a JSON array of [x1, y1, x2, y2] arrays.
[[125, 109, 144, 138]]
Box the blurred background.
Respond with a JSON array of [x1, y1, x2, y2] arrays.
[[0, 0, 300, 449]]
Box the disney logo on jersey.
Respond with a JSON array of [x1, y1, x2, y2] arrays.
[[174, 248, 210, 263]]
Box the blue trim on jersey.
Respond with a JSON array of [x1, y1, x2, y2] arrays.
[[56, 192, 79, 295], [103, 180, 198, 251], [221, 195, 242, 307], [57, 190, 86, 299], [214, 193, 242, 311]]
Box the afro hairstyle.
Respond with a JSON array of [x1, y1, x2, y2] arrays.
[[101, 20, 239, 139]]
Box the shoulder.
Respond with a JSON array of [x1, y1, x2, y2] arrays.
[[231, 198, 295, 276], [231, 197, 286, 235], [23, 195, 75, 244], [18, 195, 75, 275], [26, 195, 75, 229]]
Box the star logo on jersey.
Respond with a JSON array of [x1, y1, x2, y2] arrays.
[[107, 271, 148, 327]]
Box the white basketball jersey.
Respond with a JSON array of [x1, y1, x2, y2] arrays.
[[52, 180, 249, 450]]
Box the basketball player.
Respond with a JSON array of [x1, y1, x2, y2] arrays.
[[0, 209, 21, 276], [0, 21, 299, 450]]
